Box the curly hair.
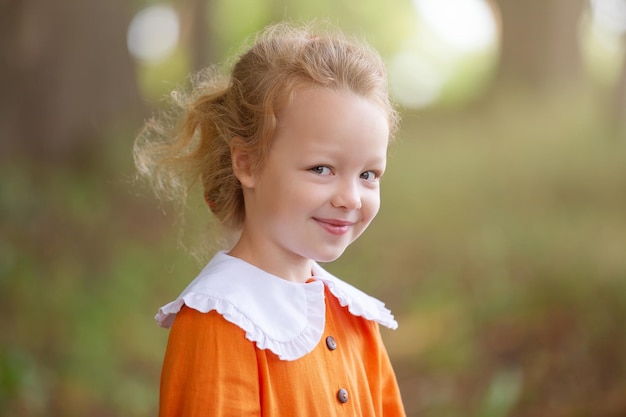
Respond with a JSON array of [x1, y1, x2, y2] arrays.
[[134, 21, 399, 233]]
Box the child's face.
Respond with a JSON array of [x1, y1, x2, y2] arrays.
[[240, 87, 389, 266]]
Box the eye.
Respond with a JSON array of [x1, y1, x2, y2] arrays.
[[360, 170, 379, 182], [310, 166, 332, 175]]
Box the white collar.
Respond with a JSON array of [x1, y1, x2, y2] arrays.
[[156, 251, 398, 361]]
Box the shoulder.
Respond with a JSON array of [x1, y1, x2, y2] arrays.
[[172, 303, 222, 326], [165, 305, 259, 371], [168, 305, 249, 345], [312, 262, 398, 330], [160, 306, 262, 416]]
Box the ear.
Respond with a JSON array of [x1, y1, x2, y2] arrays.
[[231, 143, 256, 188]]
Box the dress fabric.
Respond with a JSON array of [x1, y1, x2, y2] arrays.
[[156, 252, 406, 416], [159, 286, 406, 416]]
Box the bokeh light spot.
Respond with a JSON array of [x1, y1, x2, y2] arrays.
[[589, 0, 626, 34], [389, 51, 447, 108], [413, 0, 498, 53], [127, 5, 180, 63]]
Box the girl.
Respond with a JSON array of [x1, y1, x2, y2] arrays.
[[135, 21, 405, 416]]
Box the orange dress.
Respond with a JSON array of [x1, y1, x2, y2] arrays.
[[156, 252, 405, 416]]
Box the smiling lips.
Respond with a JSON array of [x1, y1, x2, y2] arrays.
[[314, 218, 355, 235]]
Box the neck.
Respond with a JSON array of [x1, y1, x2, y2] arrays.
[[228, 237, 314, 283]]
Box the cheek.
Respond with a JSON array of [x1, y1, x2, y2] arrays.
[[363, 189, 381, 220], [260, 172, 295, 206]]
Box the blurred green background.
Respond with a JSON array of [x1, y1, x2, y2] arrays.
[[1, 0, 626, 416]]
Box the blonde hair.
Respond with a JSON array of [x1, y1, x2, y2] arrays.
[[134, 21, 399, 233]]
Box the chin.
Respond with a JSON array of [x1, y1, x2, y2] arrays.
[[311, 249, 347, 264]]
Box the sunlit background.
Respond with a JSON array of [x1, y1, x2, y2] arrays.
[[1, 0, 625, 416]]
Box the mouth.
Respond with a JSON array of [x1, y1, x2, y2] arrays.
[[313, 218, 355, 235]]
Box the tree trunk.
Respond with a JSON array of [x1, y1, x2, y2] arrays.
[[189, 0, 214, 72], [0, 0, 144, 164], [614, 42, 626, 140], [493, 0, 586, 91]]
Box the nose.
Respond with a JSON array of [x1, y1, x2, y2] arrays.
[[331, 179, 362, 210]]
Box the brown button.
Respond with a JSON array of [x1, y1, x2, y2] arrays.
[[337, 388, 349, 403], [326, 336, 337, 350]]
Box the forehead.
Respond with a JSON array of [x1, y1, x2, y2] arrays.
[[276, 87, 389, 139], [271, 87, 389, 159], [279, 84, 388, 121]]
